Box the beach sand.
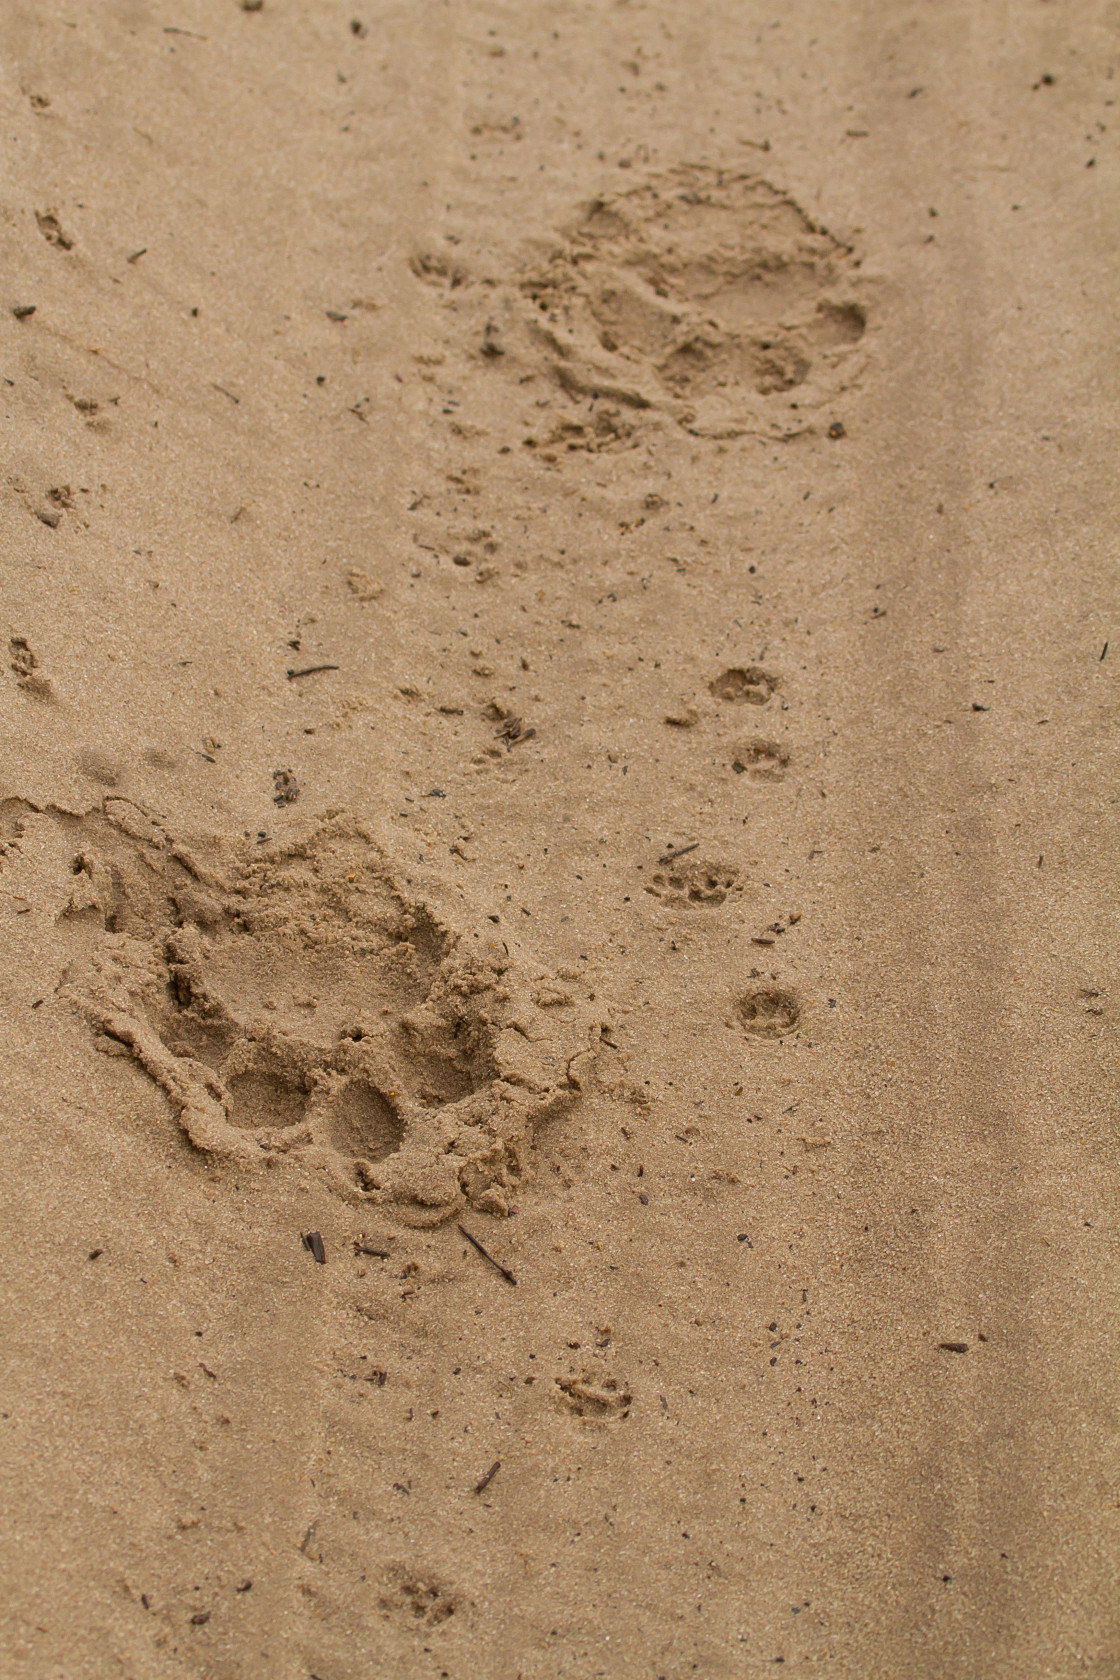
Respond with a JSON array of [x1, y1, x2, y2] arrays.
[[2, 3, 1118, 1675]]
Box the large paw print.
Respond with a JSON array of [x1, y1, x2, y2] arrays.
[[62, 811, 605, 1223]]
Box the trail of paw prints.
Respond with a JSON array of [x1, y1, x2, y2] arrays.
[[648, 659, 790, 907], [412, 164, 868, 443], [24, 805, 607, 1224], [655, 666, 807, 1054]]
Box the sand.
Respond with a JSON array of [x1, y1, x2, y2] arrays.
[[2, 3, 1118, 1676]]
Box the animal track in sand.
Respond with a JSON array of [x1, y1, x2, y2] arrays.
[[0, 801, 605, 1223], [380, 1564, 461, 1627], [440, 166, 868, 441], [556, 1370, 632, 1422], [731, 740, 790, 781], [409, 249, 469, 291], [736, 987, 801, 1038], [8, 637, 52, 701], [710, 666, 780, 705], [645, 857, 744, 908]]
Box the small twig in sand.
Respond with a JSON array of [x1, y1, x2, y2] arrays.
[[458, 1224, 517, 1286]]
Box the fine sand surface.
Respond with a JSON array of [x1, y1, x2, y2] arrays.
[[2, 4, 1118, 1676]]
